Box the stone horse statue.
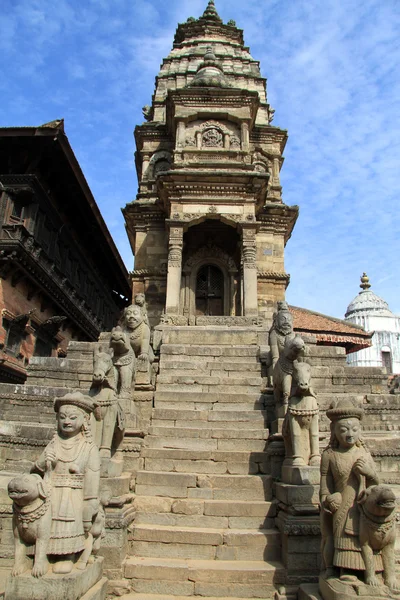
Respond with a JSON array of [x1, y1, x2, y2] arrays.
[[282, 360, 320, 467], [90, 345, 125, 460]]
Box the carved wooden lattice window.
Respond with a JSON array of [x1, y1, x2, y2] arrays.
[[196, 265, 224, 316], [202, 128, 223, 148]]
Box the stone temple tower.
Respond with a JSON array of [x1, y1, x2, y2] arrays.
[[123, 0, 298, 326]]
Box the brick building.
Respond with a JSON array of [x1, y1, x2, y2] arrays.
[[0, 119, 131, 382]]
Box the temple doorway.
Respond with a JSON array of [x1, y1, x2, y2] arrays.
[[195, 264, 224, 316]]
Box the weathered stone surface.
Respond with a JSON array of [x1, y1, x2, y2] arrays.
[[4, 557, 103, 600]]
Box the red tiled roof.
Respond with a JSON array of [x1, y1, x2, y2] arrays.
[[289, 305, 372, 353]]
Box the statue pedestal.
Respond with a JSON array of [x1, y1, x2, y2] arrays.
[[298, 583, 322, 599], [281, 465, 320, 485], [5, 556, 106, 600], [318, 574, 399, 600]]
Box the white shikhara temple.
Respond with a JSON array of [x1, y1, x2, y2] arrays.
[[345, 273, 400, 374]]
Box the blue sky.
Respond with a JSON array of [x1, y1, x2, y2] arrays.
[[1, 0, 399, 318]]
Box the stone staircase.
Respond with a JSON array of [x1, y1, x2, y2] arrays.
[[122, 326, 284, 600]]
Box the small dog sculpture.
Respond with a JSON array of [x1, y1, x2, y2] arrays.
[[358, 484, 399, 591], [8, 473, 51, 577]]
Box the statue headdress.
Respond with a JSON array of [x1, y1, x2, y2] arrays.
[[54, 391, 98, 414], [326, 399, 364, 422]]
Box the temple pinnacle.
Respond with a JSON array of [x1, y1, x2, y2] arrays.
[[202, 0, 222, 22], [360, 272, 371, 291]]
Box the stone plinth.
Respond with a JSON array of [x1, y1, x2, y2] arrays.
[[5, 556, 105, 600], [281, 465, 320, 486], [318, 574, 398, 600]]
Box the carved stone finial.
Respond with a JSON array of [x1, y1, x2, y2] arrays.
[[202, 0, 222, 22], [189, 45, 231, 88], [360, 272, 371, 291]]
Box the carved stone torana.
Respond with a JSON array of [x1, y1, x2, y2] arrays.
[[8, 392, 101, 578], [273, 334, 305, 415], [282, 361, 320, 467], [183, 243, 237, 273], [319, 399, 399, 598]]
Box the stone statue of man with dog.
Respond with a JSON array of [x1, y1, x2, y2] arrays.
[[319, 399, 399, 599], [8, 392, 101, 579]]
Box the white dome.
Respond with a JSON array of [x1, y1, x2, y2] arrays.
[[345, 273, 393, 318]]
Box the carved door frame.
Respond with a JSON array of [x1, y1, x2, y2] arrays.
[[181, 245, 238, 317]]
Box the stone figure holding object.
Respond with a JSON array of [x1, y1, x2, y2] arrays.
[[273, 334, 305, 417], [318, 398, 400, 599], [23, 392, 101, 577], [264, 301, 294, 387]]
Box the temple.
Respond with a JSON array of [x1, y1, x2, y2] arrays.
[[123, 0, 296, 325], [0, 3, 399, 600]]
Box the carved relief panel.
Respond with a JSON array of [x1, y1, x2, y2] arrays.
[[184, 120, 241, 150]]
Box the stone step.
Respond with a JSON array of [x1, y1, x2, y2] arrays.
[[152, 408, 267, 423], [154, 391, 264, 407], [134, 510, 275, 530], [156, 383, 261, 394], [124, 557, 284, 597], [129, 525, 281, 561], [161, 345, 259, 358], [118, 596, 276, 600], [133, 496, 275, 519], [142, 448, 268, 475], [150, 419, 267, 431], [145, 437, 269, 452], [159, 360, 260, 373], [161, 354, 260, 365], [147, 426, 268, 440], [161, 328, 259, 346], [134, 472, 272, 501], [157, 375, 262, 387]]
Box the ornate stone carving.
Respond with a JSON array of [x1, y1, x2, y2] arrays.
[[110, 302, 155, 399], [185, 136, 196, 147], [202, 127, 223, 147], [184, 243, 237, 273], [230, 135, 240, 148], [142, 105, 153, 121], [8, 392, 101, 577], [262, 300, 294, 387], [319, 399, 399, 598], [273, 334, 305, 416], [282, 361, 320, 467], [196, 316, 264, 326], [159, 314, 189, 326]]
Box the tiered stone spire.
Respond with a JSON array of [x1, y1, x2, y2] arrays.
[[201, 0, 222, 22]]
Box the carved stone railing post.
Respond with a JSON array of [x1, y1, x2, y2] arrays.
[[165, 224, 183, 314], [241, 224, 258, 316]]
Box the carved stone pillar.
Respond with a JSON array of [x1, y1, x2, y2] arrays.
[[241, 122, 250, 151], [272, 156, 280, 186], [176, 120, 186, 149], [241, 225, 258, 316], [196, 131, 202, 149], [165, 225, 183, 314], [142, 154, 150, 179]]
